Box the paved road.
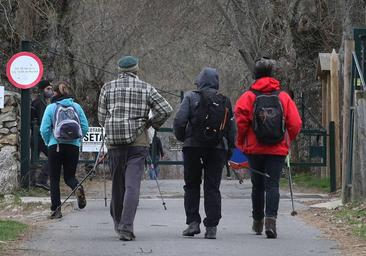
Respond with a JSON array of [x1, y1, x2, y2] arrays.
[[21, 180, 340, 256]]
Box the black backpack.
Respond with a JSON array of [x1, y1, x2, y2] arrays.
[[192, 89, 230, 146], [251, 89, 285, 144]]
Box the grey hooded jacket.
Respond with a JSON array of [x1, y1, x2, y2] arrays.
[[173, 67, 236, 150]]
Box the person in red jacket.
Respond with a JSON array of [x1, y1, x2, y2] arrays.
[[234, 57, 302, 239]]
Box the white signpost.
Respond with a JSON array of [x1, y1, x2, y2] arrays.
[[82, 127, 107, 152], [0, 86, 4, 109], [6, 48, 44, 188]]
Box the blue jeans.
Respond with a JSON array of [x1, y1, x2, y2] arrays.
[[149, 164, 160, 179], [247, 154, 285, 220], [148, 154, 160, 180]]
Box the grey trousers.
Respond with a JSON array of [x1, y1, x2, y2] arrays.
[[108, 146, 148, 233]]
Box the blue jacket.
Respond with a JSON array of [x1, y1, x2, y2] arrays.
[[40, 97, 89, 147], [173, 67, 236, 150]]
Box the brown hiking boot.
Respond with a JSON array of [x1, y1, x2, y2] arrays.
[[48, 208, 62, 219], [204, 226, 217, 239], [265, 217, 277, 239], [252, 219, 264, 235], [75, 185, 87, 209], [119, 230, 136, 241], [182, 222, 200, 236]]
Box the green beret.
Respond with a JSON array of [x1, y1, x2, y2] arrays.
[[118, 56, 139, 72]]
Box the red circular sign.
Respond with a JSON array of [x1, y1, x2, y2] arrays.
[[6, 52, 44, 89]]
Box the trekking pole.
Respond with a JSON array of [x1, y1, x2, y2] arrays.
[[286, 154, 297, 216], [102, 130, 107, 207], [231, 168, 244, 184], [248, 167, 270, 178], [228, 162, 270, 178], [147, 155, 167, 210], [52, 138, 106, 214]]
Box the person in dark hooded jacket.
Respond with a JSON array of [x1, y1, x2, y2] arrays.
[[174, 67, 235, 239], [234, 58, 302, 239], [31, 80, 53, 190]]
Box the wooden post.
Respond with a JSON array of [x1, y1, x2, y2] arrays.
[[342, 40, 355, 203], [317, 53, 332, 178], [330, 49, 341, 188], [321, 77, 327, 178], [326, 74, 331, 177], [352, 91, 366, 201]]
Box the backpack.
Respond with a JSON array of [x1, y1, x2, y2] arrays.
[[192, 89, 230, 146], [251, 89, 285, 144], [53, 103, 82, 141]]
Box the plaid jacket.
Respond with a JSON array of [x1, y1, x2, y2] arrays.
[[98, 73, 173, 145]]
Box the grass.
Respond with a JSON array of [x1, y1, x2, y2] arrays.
[[14, 187, 49, 198], [280, 172, 330, 192], [334, 203, 366, 239], [0, 220, 27, 242], [0, 187, 49, 212]]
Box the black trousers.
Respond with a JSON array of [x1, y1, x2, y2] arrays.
[[48, 144, 80, 211], [31, 138, 49, 185], [37, 139, 49, 184], [247, 154, 285, 220], [183, 147, 226, 227]]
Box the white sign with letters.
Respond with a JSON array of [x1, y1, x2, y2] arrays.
[[0, 86, 4, 109], [6, 52, 43, 89], [82, 127, 107, 152]]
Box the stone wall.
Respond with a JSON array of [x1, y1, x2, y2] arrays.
[[0, 91, 20, 194]]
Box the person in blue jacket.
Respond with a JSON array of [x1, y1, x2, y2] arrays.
[[40, 81, 89, 219]]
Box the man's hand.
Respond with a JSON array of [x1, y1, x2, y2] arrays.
[[227, 148, 233, 160]]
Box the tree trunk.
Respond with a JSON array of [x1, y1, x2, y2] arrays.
[[351, 91, 366, 202]]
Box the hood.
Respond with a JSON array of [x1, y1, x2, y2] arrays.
[[195, 67, 219, 90], [251, 77, 280, 93], [52, 97, 75, 106]]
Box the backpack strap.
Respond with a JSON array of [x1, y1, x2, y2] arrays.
[[249, 88, 261, 96], [250, 88, 281, 96]]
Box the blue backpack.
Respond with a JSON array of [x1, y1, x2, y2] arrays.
[[52, 103, 82, 141]]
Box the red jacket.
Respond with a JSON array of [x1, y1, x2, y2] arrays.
[[234, 77, 302, 156]]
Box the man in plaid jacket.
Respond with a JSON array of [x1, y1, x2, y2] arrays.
[[98, 56, 173, 241]]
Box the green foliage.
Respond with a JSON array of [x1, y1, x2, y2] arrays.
[[335, 203, 366, 239], [0, 220, 27, 242], [14, 187, 49, 198], [280, 172, 330, 192]]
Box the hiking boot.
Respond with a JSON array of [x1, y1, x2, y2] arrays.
[[48, 209, 62, 219], [265, 217, 277, 239], [204, 226, 217, 239], [182, 222, 200, 236], [252, 219, 264, 235], [35, 182, 50, 191], [119, 230, 135, 241], [75, 185, 87, 209]]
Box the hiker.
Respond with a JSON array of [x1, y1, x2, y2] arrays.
[[148, 135, 164, 180], [31, 80, 53, 190], [98, 56, 172, 241], [40, 81, 89, 219], [234, 57, 302, 238], [174, 67, 235, 239]]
